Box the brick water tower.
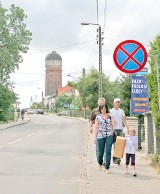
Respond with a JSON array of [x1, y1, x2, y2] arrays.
[[45, 51, 62, 96]]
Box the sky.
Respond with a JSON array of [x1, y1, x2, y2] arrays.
[[1, 0, 160, 108]]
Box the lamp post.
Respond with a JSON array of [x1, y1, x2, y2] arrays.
[[67, 74, 76, 95], [38, 87, 44, 110], [148, 54, 160, 111], [81, 22, 103, 98]]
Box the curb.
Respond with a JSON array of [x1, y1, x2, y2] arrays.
[[0, 118, 31, 130], [60, 115, 89, 125]]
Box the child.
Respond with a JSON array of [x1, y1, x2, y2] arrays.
[[125, 128, 138, 176]]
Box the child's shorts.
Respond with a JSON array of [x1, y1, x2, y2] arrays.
[[126, 153, 135, 165]]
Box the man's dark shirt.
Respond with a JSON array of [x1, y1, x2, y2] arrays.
[[90, 107, 100, 123]]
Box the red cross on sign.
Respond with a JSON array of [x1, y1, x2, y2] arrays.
[[113, 40, 148, 74]]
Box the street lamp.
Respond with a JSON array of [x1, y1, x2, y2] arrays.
[[148, 54, 160, 111], [38, 87, 44, 110], [67, 74, 76, 95], [67, 74, 76, 80], [81, 22, 103, 98]]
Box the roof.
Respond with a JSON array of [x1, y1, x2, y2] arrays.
[[47, 94, 58, 100], [45, 51, 62, 61], [58, 85, 74, 95]]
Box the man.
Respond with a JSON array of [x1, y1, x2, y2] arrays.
[[110, 98, 129, 165], [21, 109, 25, 120], [90, 98, 105, 133]]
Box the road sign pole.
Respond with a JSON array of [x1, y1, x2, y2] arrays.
[[130, 100, 132, 117]]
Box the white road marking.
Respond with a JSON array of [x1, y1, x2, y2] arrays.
[[26, 133, 35, 137], [8, 138, 23, 145], [38, 123, 54, 132], [6, 122, 54, 146]]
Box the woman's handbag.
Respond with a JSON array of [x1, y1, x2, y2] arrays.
[[113, 132, 116, 143]]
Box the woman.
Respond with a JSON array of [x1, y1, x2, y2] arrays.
[[94, 104, 116, 174]]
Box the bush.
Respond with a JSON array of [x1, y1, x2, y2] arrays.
[[151, 154, 159, 163]]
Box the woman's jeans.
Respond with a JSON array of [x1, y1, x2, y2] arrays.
[[96, 135, 113, 170]]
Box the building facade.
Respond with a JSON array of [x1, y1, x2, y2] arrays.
[[45, 51, 62, 96]]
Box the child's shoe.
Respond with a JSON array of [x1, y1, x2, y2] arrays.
[[133, 172, 137, 177]]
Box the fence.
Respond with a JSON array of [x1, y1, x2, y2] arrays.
[[144, 111, 160, 155], [68, 110, 91, 119]]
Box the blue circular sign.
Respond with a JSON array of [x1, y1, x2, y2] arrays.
[[113, 40, 148, 74]]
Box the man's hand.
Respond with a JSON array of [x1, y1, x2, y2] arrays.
[[94, 138, 97, 144]]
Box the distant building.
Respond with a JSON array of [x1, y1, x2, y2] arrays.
[[45, 85, 79, 110], [45, 51, 62, 96], [58, 85, 75, 96], [47, 94, 57, 110]]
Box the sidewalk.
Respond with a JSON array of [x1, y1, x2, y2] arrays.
[[0, 116, 31, 130], [86, 132, 160, 194]]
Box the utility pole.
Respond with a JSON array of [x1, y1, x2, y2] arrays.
[[82, 68, 86, 77], [30, 97, 33, 108], [82, 68, 87, 119], [98, 26, 103, 98], [42, 91, 44, 110]]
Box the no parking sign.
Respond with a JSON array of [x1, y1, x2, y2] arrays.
[[113, 40, 147, 74]]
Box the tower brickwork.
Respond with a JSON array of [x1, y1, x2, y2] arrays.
[[45, 51, 62, 96]]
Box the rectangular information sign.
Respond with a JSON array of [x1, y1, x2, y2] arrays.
[[133, 67, 148, 75], [131, 75, 149, 115]]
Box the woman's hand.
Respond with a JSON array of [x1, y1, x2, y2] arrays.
[[94, 138, 97, 144]]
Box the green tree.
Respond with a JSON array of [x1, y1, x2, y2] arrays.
[[118, 74, 131, 116], [72, 96, 82, 110], [108, 78, 121, 107], [0, 3, 32, 83], [148, 35, 160, 125], [0, 85, 17, 121], [31, 102, 43, 109], [55, 94, 74, 112], [0, 3, 32, 121], [75, 67, 114, 110]]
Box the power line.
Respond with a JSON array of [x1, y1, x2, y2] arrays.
[[13, 72, 81, 76], [13, 79, 44, 85], [96, 0, 99, 24], [14, 72, 44, 75], [86, 40, 99, 68], [25, 39, 95, 55], [12, 72, 82, 85], [103, 30, 150, 48], [103, 0, 108, 34]]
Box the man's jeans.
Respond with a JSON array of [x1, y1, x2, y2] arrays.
[[96, 135, 113, 170], [113, 129, 123, 163]]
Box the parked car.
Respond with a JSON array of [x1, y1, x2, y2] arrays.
[[36, 109, 44, 114], [57, 111, 68, 116], [27, 109, 34, 114]]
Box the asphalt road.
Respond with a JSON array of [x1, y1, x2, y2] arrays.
[[0, 114, 88, 194]]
